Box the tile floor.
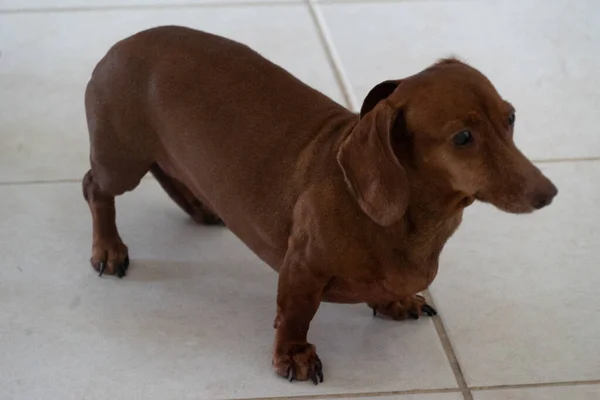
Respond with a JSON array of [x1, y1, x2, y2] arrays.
[[0, 0, 598, 399]]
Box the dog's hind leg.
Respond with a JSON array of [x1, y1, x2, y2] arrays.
[[82, 153, 154, 277], [82, 82, 155, 277], [82, 169, 127, 277]]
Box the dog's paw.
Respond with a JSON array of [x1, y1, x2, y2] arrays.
[[369, 295, 437, 320], [201, 213, 225, 226], [273, 343, 324, 385], [90, 238, 129, 278]]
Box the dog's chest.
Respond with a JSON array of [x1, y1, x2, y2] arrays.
[[322, 260, 437, 304], [322, 277, 393, 304], [321, 213, 462, 304], [321, 247, 440, 304]]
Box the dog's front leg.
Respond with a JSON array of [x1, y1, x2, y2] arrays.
[[272, 257, 326, 385]]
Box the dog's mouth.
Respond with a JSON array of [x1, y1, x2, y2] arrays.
[[473, 191, 537, 214], [461, 195, 476, 207]]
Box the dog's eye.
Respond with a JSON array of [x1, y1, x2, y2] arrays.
[[453, 130, 473, 146], [508, 112, 516, 126]]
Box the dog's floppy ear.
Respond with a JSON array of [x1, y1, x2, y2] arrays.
[[360, 80, 401, 118], [338, 81, 409, 226]]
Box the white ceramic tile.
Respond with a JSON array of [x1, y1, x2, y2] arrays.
[[0, 181, 457, 400], [428, 161, 600, 386], [321, 0, 600, 160], [0, 5, 344, 183], [0, 0, 299, 11], [473, 384, 600, 400]]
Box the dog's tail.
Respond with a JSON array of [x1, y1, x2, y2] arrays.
[[149, 164, 224, 225]]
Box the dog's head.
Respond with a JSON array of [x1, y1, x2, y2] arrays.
[[337, 58, 558, 226]]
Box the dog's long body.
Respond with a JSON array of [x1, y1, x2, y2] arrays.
[[83, 26, 557, 384], [86, 26, 349, 270]]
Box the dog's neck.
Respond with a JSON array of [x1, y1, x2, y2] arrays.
[[407, 175, 470, 222], [399, 178, 470, 259], [383, 183, 468, 288]]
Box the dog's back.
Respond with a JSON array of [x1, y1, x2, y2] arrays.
[[85, 26, 354, 267]]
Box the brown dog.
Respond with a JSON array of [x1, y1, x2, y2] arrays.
[[82, 26, 558, 384]]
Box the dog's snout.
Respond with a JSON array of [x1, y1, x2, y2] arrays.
[[531, 182, 558, 210]]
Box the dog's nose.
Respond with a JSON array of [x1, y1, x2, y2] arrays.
[[532, 182, 558, 210]]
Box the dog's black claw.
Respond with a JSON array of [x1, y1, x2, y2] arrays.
[[98, 261, 106, 277], [372, 307, 377, 317], [115, 257, 130, 278], [310, 371, 318, 385], [408, 311, 419, 320], [315, 359, 324, 383], [288, 365, 296, 382], [421, 304, 437, 316], [204, 215, 225, 226]]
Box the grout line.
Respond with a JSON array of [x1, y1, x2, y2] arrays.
[[0, 1, 302, 15], [0, 0, 443, 15], [224, 380, 600, 400], [424, 289, 473, 400], [224, 387, 462, 400], [1, 156, 598, 187], [0, 178, 82, 186], [0, 175, 155, 187], [306, 0, 358, 111], [532, 156, 600, 164], [317, 0, 462, 3], [470, 379, 600, 392]]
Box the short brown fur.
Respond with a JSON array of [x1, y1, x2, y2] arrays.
[[82, 27, 557, 384]]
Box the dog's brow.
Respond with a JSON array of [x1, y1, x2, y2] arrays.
[[466, 111, 482, 125], [503, 101, 515, 113]]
